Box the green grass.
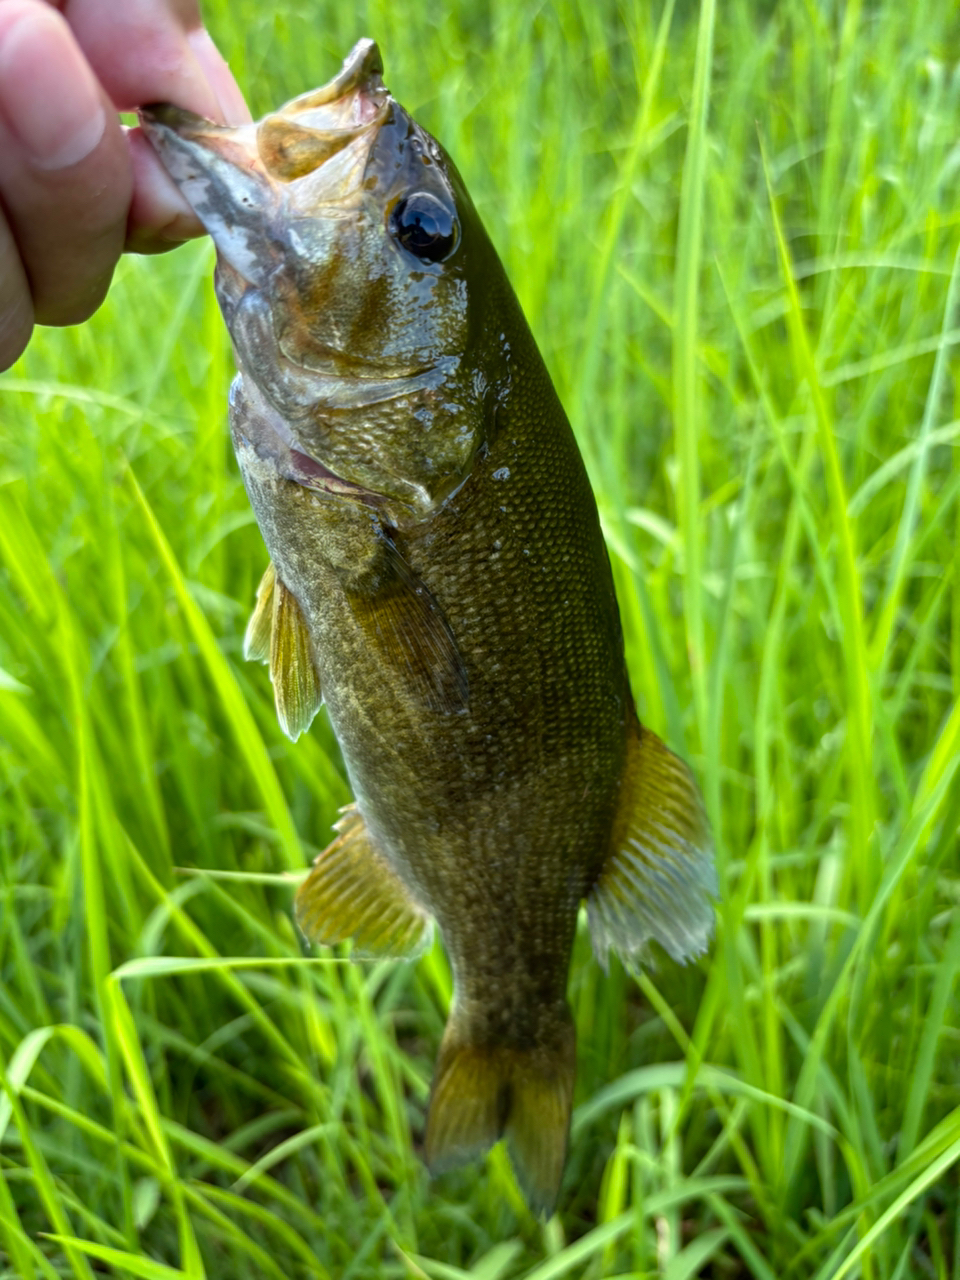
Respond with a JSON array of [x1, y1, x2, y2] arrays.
[[1, 0, 959, 1274]]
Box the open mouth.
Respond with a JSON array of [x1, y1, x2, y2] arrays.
[[138, 39, 390, 277]]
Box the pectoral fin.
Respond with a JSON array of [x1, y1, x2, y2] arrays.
[[244, 562, 323, 742], [344, 538, 469, 717], [295, 804, 433, 960], [243, 561, 276, 663], [588, 725, 716, 970]]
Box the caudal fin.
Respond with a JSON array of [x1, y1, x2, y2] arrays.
[[424, 1017, 576, 1216]]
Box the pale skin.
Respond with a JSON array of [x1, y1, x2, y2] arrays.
[[0, 0, 251, 370]]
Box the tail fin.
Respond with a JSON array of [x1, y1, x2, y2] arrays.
[[424, 1015, 576, 1216]]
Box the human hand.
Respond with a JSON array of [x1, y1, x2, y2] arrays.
[[0, 0, 250, 370]]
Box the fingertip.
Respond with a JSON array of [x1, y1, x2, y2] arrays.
[[0, 229, 34, 371], [71, 12, 250, 127], [0, 309, 33, 370], [0, 2, 106, 172], [187, 28, 251, 126]]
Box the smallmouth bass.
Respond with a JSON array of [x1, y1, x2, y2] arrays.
[[141, 40, 716, 1215]]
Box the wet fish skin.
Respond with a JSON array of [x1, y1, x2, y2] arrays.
[[141, 40, 716, 1215]]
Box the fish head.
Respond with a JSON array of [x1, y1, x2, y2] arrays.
[[141, 40, 505, 520]]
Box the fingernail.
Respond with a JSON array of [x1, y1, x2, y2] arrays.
[[187, 28, 252, 126], [0, 5, 106, 170]]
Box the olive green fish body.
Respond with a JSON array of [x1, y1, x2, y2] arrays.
[[142, 40, 716, 1214], [239, 312, 627, 1021]]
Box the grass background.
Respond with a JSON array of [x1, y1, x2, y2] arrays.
[[1, 0, 959, 1274]]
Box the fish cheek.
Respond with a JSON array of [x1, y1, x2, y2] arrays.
[[345, 270, 392, 358], [272, 244, 369, 370], [344, 252, 469, 369], [278, 195, 471, 372]]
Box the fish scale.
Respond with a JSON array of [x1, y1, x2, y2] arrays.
[[141, 37, 716, 1215]]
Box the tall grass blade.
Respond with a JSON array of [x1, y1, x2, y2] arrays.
[[671, 0, 716, 749]]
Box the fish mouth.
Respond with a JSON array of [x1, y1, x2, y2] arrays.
[[139, 39, 390, 286]]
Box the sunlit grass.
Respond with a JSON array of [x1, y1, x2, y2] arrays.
[[1, 0, 959, 1275]]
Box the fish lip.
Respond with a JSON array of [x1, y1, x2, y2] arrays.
[[139, 102, 210, 132], [277, 37, 385, 112]]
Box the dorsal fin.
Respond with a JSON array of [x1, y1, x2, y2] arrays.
[[244, 562, 323, 741], [295, 804, 433, 960], [587, 724, 716, 970]]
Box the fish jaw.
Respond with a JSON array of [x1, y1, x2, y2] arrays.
[[137, 106, 274, 288]]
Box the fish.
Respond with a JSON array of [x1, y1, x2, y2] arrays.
[[140, 38, 716, 1215]]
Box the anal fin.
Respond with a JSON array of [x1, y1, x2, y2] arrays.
[[588, 724, 716, 970], [244, 562, 323, 742], [295, 804, 433, 960]]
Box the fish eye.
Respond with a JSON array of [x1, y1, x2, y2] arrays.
[[389, 192, 459, 263]]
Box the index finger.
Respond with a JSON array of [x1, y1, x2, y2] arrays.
[[57, 0, 247, 120]]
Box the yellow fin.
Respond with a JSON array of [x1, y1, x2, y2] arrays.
[[505, 1045, 575, 1218], [426, 1041, 506, 1173], [587, 725, 716, 969], [425, 1016, 575, 1217], [295, 805, 433, 960], [243, 562, 276, 663], [272, 574, 322, 741], [244, 561, 322, 739], [346, 538, 469, 717]]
